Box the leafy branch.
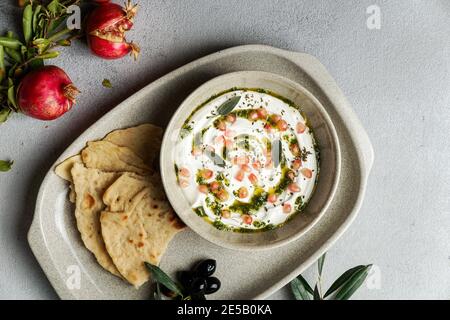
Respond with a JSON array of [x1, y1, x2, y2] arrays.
[[290, 253, 372, 300], [0, 0, 82, 123]]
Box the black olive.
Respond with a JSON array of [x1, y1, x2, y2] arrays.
[[160, 285, 177, 298], [178, 271, 195, 289], [204, 276, 221, 295], [189, 277, 207, 295], [194, 259, 217, 277]]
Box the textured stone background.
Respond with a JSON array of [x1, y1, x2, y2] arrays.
[[0, 0, 449, 299]]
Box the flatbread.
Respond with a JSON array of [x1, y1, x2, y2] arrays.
[[55, 155, 83, 203], [103, 124, 163, 166], [55, 155, 82, 182], [101, 188, 184, 287], [103, 173, 166, 213], [81, 140, 151, 175], [71, 163, 121, 277]]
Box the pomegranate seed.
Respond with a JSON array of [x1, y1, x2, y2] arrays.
[[198, 185, 208, 193], [210, 181, 220, 191], [215, 135, 225, 145], [248, 111, 259, 121], [179, 167, 190, 177], [290, 143, 300, 156], [225, 129, 236, 138], [292, 159, 302, 170], [301, 168, 313, 179], [241, 164, 251, 172], [276, 119, 288, 131], [288, 183, 301, 193], [216, 120, 226, 131], [265, 156, 272, 168], [296, 122, 307, 134], [200, 169, 213, 179], [217, 190, 229, 202], [268, 193, 277, 203], [257, 107, 268, 119], [225, 113, 236, 123], [264, 123, 273, 133], [242, 214, 253, 224], [248, 173, 258, 185], [235, 170, 245, 182], [221, 209, 231, 218], [179, 180, 189, 188], [283, 203, 292, 214], [252, 161, 261, 170], [270, 114, 281, 123], [238, 187, 249, 198], [234, 155, 250, 165]]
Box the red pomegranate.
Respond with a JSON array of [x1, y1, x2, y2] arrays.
[[17, 66, 79, 121], [87, 1, 139, 60]]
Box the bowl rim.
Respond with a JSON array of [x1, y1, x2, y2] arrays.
[[160, 70, 341, 250]]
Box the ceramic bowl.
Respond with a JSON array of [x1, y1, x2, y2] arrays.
[[160, 71, 340, 250]]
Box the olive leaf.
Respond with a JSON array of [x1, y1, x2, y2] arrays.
[[217, 96, 240, 115], [206, 150, 226, 167], [313, 284, 321, 300], [334, 265, 372, 300], [291, 252, 372, 301], [271, 139, 282, 168], [102, 79, 113, 88], [324, 265, 367, 298], [0, 108, 11, 123], [0, 160, 13, 172], [23, 4, 33, 44], [145, 262, 183, 297], [318, 252, 326, 277], [290, 275, 313, 300]]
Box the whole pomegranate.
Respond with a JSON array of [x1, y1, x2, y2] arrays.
[[87, 1, 139, 60], [17, 66, 79, 121]]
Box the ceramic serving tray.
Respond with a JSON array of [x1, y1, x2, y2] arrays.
[[28, 45, 374, 300]]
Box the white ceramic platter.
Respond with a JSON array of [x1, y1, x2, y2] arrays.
[[28, 45, 374, 300]]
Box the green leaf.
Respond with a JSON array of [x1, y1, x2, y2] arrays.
[[0, 108, 11, 123], [334, 265, 372, 300], [102, 79, 112, 88], [313, 284, 321, 300], [7, 80, 17, 110], [0, 45, 5, 83], [0, 160, 13, 172], [4, 48, 23, 63], [206, 150, 226, 167], [47, 0, 60, 16], [23, 4, 33, 44], [271, 139, 282, 168], [36, 51, 60, 60], [217, 96, 240, 115], [144, 262, 182, 297], [0, 37, 23, 50], [324, 265, 367, 298], [32, 5, 42, 33], [290, 276, 312, 300], [318, 252, 326, 277]]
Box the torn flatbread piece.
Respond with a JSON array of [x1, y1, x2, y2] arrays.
[[103, 123, 163, 166], [101, 188, 184, 287], [81, 140, 151, 175], [71, 163, 121, 277]]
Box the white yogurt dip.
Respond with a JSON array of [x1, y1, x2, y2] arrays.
[[174, 88, 319, 232]]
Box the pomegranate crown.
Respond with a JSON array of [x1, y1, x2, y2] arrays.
[[124, 0, 138, 21]]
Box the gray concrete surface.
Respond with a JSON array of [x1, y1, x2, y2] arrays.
[[0, 0, 449, 299]]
